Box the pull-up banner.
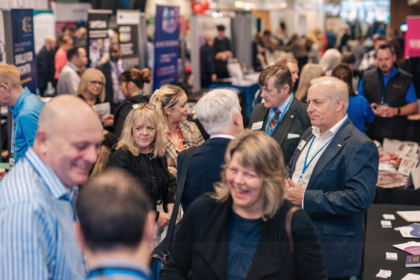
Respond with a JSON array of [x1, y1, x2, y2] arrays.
[[117, 10, 140, 70], [11, 9, 37, 94], [87, 10, 112, 68], [153, 5, 180, 91]]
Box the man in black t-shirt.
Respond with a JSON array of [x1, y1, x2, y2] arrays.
[[213, 25, 232, 79]]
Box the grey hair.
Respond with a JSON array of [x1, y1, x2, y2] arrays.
[[310, 76, 349, 111], [195, 89, 240, 135], [319, 49, 341, 73]]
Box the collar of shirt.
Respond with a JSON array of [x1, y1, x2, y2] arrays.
[[110, 60, 123, 71], [66, 61, 79, 72], [25, 148, 76, 200], [210, 134, 235, 140], [381, 66, 397, 80], [89, 260, 151, 276], [311, 114, 348, 139], [10, 87, 31, 119]]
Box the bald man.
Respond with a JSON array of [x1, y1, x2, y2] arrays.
[[37, 35, 57, 95], [0, 95, 103, 280]]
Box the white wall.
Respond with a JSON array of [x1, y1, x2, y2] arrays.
[[270, 9, 325, 38], [1, 0, 48, 9]]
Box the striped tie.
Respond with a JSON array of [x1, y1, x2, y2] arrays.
[[268, 109, 281, 135]]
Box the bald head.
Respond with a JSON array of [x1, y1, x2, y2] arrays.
[[44, 35, 57, 51], [35, 95, 104, 188]]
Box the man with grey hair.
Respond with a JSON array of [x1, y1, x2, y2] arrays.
[[37, 35, 57, 95], [177, 88, 243, 212], [286, 76, 379, 280]]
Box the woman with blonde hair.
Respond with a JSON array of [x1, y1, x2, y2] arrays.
[[161, 129, 326, 280], [295, 63, 323, 101], [77, 68, 106, 106], [150, 85, 204, 176], [54, 34, 73, 80], [107, 104, 176, 228]]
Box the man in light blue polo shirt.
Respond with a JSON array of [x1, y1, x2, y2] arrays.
[[0, 63, 44, 164]]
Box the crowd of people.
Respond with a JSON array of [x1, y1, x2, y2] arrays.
[[0, 22, 417, 280]]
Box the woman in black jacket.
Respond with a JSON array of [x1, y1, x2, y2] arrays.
[[103, 68, 151, 149], [161, 130, 327, 280], [107, 103, 176, 228]]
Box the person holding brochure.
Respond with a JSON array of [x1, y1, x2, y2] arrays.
[[286, 76, 379, 279]]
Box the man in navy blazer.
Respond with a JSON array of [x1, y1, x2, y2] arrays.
[[177, 89, 244, 212], [286, 76, 379, 280]]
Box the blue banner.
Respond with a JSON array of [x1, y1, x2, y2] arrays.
[[11, 9, 37, 94], [153, 5, 180, 91]]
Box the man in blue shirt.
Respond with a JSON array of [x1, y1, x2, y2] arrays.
[[75, 169, 155, 280], [0, 63, 44, 164], [358, 44, 418, 141], [0, 95, 104, 280]]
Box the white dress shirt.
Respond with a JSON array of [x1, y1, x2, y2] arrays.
[[291, 115, 348, 208], [210, 134, 235, 140]]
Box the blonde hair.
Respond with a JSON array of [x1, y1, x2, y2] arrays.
[[115, 106, 166, 158], [212, 129, 286, 221], [295, 63, 323, 101], [77, 68, 106, 103], [0, 63, 21, 89], [150, 85, 186, 132]]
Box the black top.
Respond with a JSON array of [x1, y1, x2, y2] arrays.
[[213, 37, 231, 79], [78, 94, 103, 106], [103, 94, 149, 149], [199, 43, 215, 89], [106, 148, 177, 220]]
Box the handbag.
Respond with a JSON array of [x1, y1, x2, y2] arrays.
[[150, 146, 198, 280], [285, 206, 300, 255]]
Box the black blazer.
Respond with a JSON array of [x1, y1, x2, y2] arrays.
[[103, 94, 149, 149], [248, 96, 311, 165], [177, 137, 231, 212], [36, 46, 55, 92], [161, 194, 327, 280], [97, 61, 116, 110]]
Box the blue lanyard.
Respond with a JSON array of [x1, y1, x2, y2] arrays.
[[265, 94, 294, 136], [299, 116, 348, 181], [87, 267, 149, 279]]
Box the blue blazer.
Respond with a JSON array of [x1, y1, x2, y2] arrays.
[[286, 119, 379, 278], [177, 137, 231, 212]]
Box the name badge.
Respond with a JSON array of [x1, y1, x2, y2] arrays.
[[9, 157, 15, 167], [251, 121, 263, 130], [297, 140, 306, 150]]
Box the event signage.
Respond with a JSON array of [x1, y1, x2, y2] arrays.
[[153, 5, 180, 91], [52, 2, 91, 34], [404, 17, 420, 58], [33, 10, 55, 54], [117, 10, 140, 70], [87, 10, 111, 68], [10, 9, 37, 94]]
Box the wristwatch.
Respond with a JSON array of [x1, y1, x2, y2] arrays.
[[397, 107, 401, 116]]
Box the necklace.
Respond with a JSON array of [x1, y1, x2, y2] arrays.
[[145, 153, 153, 160]]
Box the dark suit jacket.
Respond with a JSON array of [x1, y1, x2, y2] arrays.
[[36, 46, 55, 93], [248, 96, 311, 165], [97, 61, 116, 110], [286, 119, 379, 278], [177, 137, 230, 212], [161, 194, 327, 280]]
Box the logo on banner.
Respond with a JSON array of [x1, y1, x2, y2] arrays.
[[22, 17, 32, 33], [89, 20, 107, 29], [162, 7, 178, 34], [119, 26, 132, 43]]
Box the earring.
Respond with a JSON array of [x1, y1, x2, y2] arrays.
[[168, 112, 171, 115]]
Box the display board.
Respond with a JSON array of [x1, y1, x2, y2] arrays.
[[52, 2, 91, 34], [404, 16, 420, 59], [33, 10, 55, 54], [87, 10, 112, 68], [153, 5, 180, 91], [117, 10, 140, 70]]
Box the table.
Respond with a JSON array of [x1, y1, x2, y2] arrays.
[[362, 204, 420, 279], [209, 82, 260, 116], [375, 187, 420, 206]]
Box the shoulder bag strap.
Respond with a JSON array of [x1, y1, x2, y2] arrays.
[[285, 206, 300, 255], [162, 146, 198, 260]]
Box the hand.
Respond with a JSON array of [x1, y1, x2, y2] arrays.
[[371, 103, 383, 116], [96, 112, 103, 120], [103, 114, 114, 127], [287, 178, 305, 207], [156, 212, 171, 228], [167, 203, 174, 214], [211, 74, 217, 81], [381, 106, 398, 118]]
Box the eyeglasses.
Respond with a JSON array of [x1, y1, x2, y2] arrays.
[[90, 81, 104, 86], [132, 103, 156, 110]]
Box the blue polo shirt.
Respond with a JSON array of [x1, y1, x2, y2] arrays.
[[358, 67, 418, 104], [9, 88, 44, 163]]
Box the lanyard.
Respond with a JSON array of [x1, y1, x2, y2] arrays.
[[168, 126, 185, 152], [265, 94, 294, 136], [87, 267, 149, 279], [299, 116, 348, 182]]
